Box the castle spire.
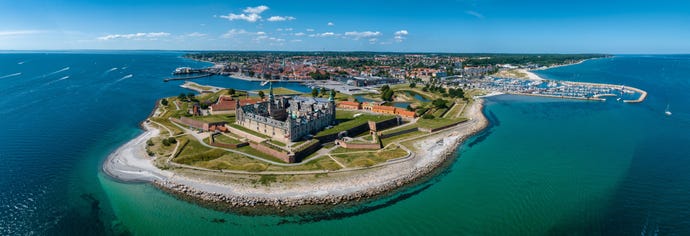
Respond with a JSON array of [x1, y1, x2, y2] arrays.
[[268, 81, 274, 102], [329, 89, 335, 102]]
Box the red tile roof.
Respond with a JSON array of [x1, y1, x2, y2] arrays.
[[372, 105, 396, 111]]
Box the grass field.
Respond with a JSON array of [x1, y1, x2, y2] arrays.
[[416, 117, 468, 130], [213, 134, 243, 144], [316, 111, 394, 137], [254, 87, 303, 95], [189, 114, 236, 123], [331, 145, 408, 168]]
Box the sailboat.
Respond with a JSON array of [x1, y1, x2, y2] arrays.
[[260, 80, 269, 86], [665, 104, 672, 116]]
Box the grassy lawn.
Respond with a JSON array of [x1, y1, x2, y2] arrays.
[[265, 157, 342, 172], [416, 117, 468, 130], [380, 123, 418, 135], [195, 89, 229, 103], [381, 131, 425, 146], [195, 154, 269, 172], [254, 87, 303, 95], [187, 83, 213, 91], [236, 145, 287, 163], [432, 108, 448, 117], [189, 114, 236, 123], [315, 110, 395, 137], [213, 134, 243, 144], [444, 100, 466, 118], [331, 145, 408, 168]]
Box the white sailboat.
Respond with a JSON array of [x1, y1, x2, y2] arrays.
[[665, 104, 672, 116], [260, 80, 269, 86]]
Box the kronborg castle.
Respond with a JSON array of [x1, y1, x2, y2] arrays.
[[235, 83, 336, 143]]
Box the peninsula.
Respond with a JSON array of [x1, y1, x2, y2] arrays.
[[103, 53, 647, 214]]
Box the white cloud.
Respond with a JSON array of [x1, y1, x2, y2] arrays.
[[267, 16, 296, 22], [291, 39, 303, 43], [98, 32, 170, 40], [186, 32, 206, 37], [465, 10, 484, 19], [368, 38, 378, 44], [244, 5, 269, 14], [315, 32, 337, 37], [254, 35, 285, 42], [345, 31, 381, 39], [220, 13, 261, 22], [220, 5, 270, 22], [256, 31, 266, 35], [284, 28, 293, 31], [306, 28, 315, 32], [394, 30, 409, 42], [221, 29, 249, 38], [294, 32, 305, 36], [327, 22, 335, 26], [0, 30, 43, 37]]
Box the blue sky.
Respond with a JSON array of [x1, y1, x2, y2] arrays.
[[1, 0, 689, 53]]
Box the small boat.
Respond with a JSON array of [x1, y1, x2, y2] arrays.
[[260, 81, 269, 86], [616, 97, 621, 102], [665, 104, 672, 116]]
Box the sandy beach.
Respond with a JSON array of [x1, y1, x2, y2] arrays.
[[103, 100, 489, 212]]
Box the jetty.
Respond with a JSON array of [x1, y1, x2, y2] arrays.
[[163, 73, 212, 82]]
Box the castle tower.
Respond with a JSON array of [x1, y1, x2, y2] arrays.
[[329, 89, 336, 124]]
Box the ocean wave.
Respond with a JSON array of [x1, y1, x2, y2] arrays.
[[41, 75, 70, 86], [0, 72, 21, 79], [41, 67, 70, 78], [116, 74, 133, 82]]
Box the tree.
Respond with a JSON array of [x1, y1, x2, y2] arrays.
[[381, 89, 394, 102], [258, 91, 266, 99], [432, 98, 448, 109], [311, 88, 319, 97], [167, 137, 177, 144], [409, 82, 416, 88], [422, 114, 435, 119], [228, 88, 236, 95], [186, 92, 195, 100], [320, 87, 327, 96], [160, 98, 168, 106], [178, 93, 186, 101], [380, 85, 390, 92]]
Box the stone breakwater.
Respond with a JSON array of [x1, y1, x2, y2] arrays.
[[150, 102, 489, 215]]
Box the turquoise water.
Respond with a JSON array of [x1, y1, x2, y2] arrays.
[[1, 53, 689, 235]]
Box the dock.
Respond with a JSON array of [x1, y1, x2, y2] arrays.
[[163, 73, 212, 82]]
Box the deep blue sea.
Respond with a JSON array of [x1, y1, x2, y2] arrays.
[[0, 52, 688, 235]]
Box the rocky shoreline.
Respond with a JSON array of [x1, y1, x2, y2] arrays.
[[103, 98, 489, 215], [147, 101, 489, 215]]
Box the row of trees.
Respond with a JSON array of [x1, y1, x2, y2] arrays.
[[311, 87, 332, 98]]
